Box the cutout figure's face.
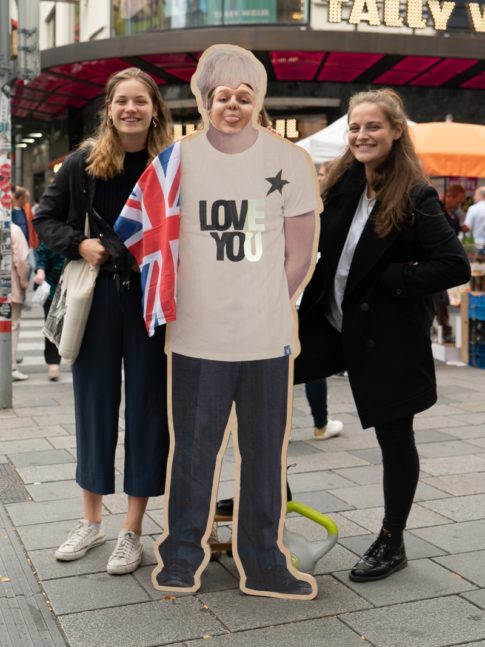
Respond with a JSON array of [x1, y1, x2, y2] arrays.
[[348, 102, 402, 171], [209, 84, 255, 134], [108, 79, 156, 142]]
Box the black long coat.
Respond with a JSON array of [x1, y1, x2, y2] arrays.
[[295, 164, 471, 429]]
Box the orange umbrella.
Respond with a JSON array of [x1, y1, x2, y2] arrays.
[[409, 121, 485, 178]]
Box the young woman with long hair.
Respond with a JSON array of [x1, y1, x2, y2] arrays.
[[296, 89, 470, 582], [35, 67, 172, 575]]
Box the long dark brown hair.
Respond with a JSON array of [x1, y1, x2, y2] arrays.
[[324, 89, 429, 237], [81, 67, 172, 180]]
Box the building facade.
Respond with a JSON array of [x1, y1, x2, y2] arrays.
[[11, 0, 485, 195]]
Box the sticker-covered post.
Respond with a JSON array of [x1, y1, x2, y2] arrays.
[[0, 0, 12, 408]]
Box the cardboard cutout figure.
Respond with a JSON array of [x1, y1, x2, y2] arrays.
[[115, 44, 322, 600]]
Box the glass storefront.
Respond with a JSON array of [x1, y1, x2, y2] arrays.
[[112, 0, 309, 35]]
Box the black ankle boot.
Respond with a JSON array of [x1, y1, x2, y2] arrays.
[[349, 528, 407, 582]]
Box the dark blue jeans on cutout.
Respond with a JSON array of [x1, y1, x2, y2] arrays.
[[159, 353, 290, 577]]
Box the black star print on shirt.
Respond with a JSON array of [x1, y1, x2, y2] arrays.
[[265, 170, 290, 196]]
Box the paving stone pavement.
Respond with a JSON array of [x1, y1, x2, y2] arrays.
[[1, 307, 485, 646]]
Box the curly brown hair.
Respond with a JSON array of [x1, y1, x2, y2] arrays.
[[324, 89, 429, 237], [81, 67, 172, 180]]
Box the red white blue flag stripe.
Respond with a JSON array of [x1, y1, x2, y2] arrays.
[[114, 142, 181, 336]]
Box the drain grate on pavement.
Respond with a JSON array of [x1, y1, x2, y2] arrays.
[[0, 464, 30, 503]]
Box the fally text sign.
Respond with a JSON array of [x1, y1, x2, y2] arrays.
[[327, 0, 485, 32]]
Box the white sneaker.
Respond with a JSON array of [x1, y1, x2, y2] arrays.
[[107, 529, 143, 575], [55, 520, 105, 561], [314, 419, 343, 440], [12, 369, 29, 381]]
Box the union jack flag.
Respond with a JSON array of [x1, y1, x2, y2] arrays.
[[114, 142, 181, 336]]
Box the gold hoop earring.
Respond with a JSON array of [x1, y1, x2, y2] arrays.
[[152, 117, 159, 128]]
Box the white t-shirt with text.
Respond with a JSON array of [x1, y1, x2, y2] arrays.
[[167, 129, 319, 361]]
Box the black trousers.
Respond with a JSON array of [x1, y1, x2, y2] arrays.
[[159, 353, 291, 576], [304, 378, 328, 428], [72, 272, 169, 497], [374, 415, 419, 533]]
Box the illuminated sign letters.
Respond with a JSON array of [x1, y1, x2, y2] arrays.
[[327, 0, 485, 33], [468, 2, 485, 30]]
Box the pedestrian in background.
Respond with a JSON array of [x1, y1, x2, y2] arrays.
[[23, 188, 40, 249], [10, 222, 30, 381], [433, 190, 462, 343], [296, 89, 470, 582], [12, 186, 38, 278], [33, 242, 65, 381], [12, 188, 29, 244], [443, 183, 466, 233], [305, 162, 343, 440], [34, 67, 172, 575], [463, 186, 485, 255]]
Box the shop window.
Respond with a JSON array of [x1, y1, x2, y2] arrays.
[[112, 0, 308, 34], [112, 0, 165, 35], [45, 8, 56, 48], [64, 3, 80, 44]]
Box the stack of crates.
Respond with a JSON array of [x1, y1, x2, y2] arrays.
[[469, 293, 485, 369]]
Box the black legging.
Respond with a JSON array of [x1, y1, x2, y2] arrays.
[[374, 416, 419, 533]]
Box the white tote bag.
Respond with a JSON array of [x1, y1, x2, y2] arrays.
[[42, 214, 100, 364]]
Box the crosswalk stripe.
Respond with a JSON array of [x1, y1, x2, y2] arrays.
[[15, 356, 45, 366], [14, 314, 73, 383], [18, 317, 44, 328], [17, 315, 48, 368]]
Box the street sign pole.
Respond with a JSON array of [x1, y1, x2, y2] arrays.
[[0, 0, 13, 408], [0, 0, 40, 408]]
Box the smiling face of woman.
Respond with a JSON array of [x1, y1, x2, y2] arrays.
[[108, 78, 156, 150], [209, 84, 255, 134], [347, 102, 403, 172]]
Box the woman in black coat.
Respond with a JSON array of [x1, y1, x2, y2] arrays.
[[295, 89, 470, 582]]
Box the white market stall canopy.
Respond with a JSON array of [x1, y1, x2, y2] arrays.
[[297, 115, 348, 164]]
